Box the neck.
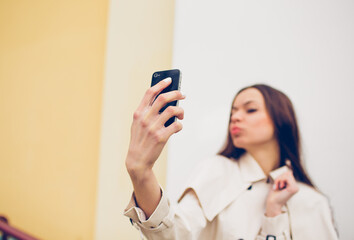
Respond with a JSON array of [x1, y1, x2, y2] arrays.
[[246, 139, 280, 176]]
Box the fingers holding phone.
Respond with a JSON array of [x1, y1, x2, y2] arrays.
[[150, 69, 183, 127], [145, 91, 185, 143], [135, 77, 173, 115], [127, 70, 184, 173], [148, 69, 184, 140], [147, 90, 185, 122]]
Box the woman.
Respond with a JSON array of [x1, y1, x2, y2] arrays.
[[124, 79, 338, 239]]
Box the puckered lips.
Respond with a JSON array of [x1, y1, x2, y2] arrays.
[[230, 126, 242, 135]]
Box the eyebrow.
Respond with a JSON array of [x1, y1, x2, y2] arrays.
[[232, 100, 257, 110]]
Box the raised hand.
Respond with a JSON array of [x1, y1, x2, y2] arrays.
[[265, 167, 299, 217], [126, 77, 185, 176], [125, 78, 185, 218]]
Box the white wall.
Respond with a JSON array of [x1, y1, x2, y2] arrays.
[[168, 1, 354, 238]]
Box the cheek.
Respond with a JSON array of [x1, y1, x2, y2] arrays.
[[249, 114, 274, 138]]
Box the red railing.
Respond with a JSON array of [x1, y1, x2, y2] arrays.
[[0, 216, 40, 240]]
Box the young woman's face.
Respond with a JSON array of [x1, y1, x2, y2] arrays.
[[229, 88, 275, 149]]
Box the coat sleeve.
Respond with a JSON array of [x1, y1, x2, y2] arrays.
[[315, 198, 339, 240], [124, 188, 208, 240], [312, 198, 339, 240], [290, 194, 339, 240], [256, 211, 291, 240], [286, 183, 339, 240]]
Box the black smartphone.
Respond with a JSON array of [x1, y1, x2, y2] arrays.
[[151, 69, 182, 127]]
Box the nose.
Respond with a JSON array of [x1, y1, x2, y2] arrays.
[[230, 110, 242, 123]]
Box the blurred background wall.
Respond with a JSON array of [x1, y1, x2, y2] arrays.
[[0, 0, 108, 239], [168, 1, 354, 239], [1, 0, 353, 239]]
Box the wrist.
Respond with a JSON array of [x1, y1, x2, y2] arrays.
[[265, 202, 283, 217], [126, 158, 153, 182], [126, 151, 147, 172]]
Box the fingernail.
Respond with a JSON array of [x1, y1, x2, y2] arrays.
[[180, 91, 186, 98], [163, 77, 172, 83]]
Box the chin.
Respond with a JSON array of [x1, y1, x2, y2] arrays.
[[232, 139, 247, 149]]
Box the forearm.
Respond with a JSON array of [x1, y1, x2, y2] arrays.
[[127, 163, 161, 218]]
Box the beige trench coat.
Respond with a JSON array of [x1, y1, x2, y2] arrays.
[[124, 153, 338, 240]]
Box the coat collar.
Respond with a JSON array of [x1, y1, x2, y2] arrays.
[[180, 153, 289, 221], [237, 152, 290, 183], [237, 153, 266, 183]]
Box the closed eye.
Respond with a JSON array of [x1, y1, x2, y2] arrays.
[[247, 109, 257, 113]]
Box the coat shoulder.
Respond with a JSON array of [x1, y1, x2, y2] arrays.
[[290, 182, 329, 209], [178, 155, 246, 221]]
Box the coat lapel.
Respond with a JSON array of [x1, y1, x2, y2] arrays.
[[178, 154, 261, 221]]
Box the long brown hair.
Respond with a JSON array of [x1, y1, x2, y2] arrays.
[[219, 84, 315, 187]]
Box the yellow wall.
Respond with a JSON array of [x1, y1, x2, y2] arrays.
[[0, 0, 175, 239], [0, 1, 108, 240], [94, 0, 176, 239]]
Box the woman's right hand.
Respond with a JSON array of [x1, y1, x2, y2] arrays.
[[126, 78, 185, 179]]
